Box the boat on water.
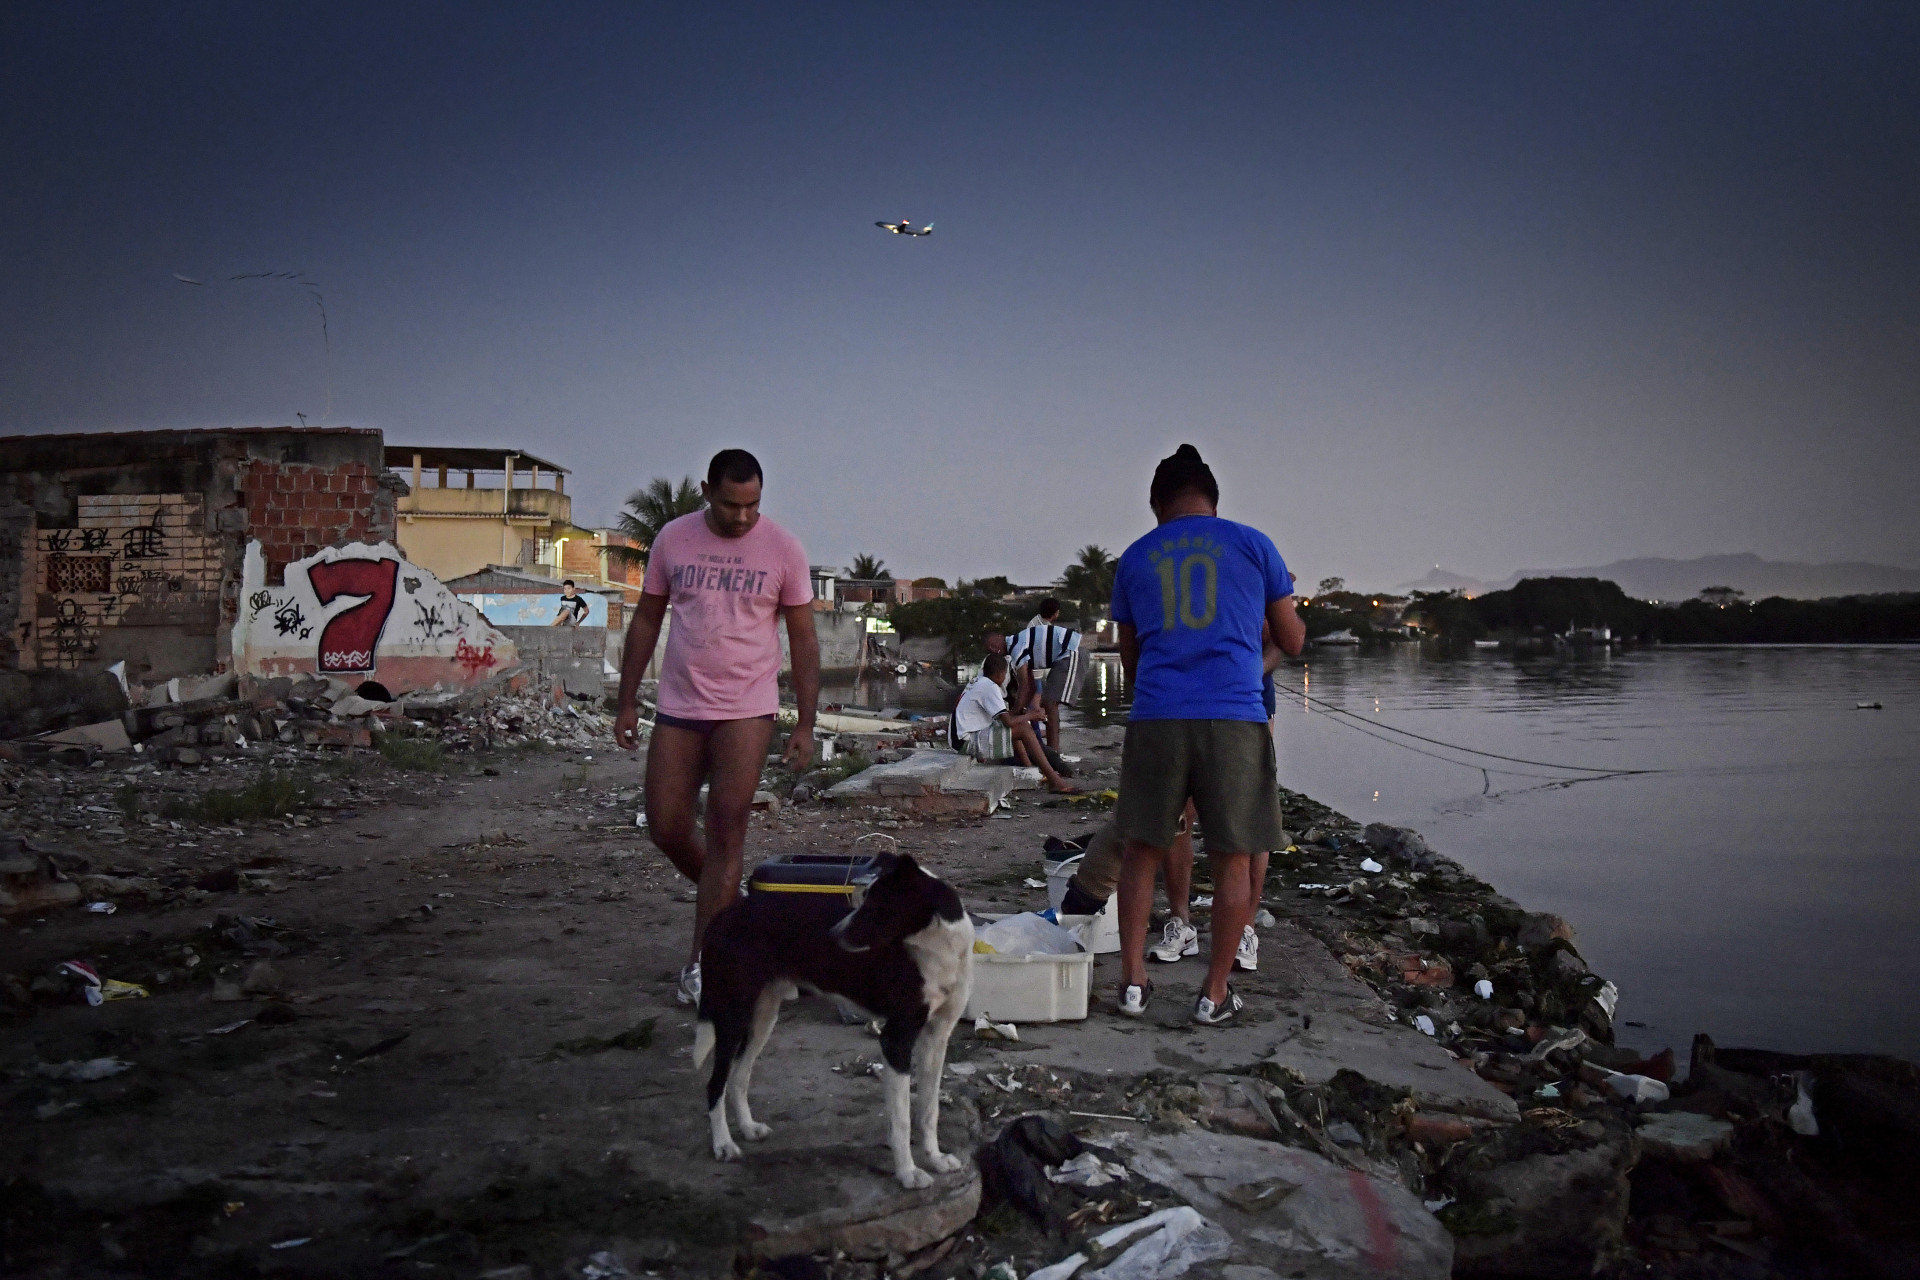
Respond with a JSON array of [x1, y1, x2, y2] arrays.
[[1312, 629, 1361, 647]]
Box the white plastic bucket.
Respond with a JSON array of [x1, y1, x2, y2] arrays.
[[1044, 854, 1120, 954]]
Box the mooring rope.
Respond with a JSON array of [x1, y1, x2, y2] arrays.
[[1296, 690, 1661, 777]]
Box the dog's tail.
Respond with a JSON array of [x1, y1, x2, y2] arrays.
[[692, 1018, 715, 1072]]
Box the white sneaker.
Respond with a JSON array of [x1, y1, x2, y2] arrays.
[[1148, 917, 1199, 963], [1234, 924, 1259, 972], [1193, 985, 1244, 1026], [1117, 982, 1152, 1017], [676, 962, 702, 1006]]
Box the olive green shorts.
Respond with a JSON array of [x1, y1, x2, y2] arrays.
[[1114, 718, 1281, 854]]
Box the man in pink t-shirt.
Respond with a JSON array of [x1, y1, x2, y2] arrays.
[[614, 449, 821, 1005]]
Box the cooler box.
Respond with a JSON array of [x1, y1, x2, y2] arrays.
[[748, 854, 881, 904]]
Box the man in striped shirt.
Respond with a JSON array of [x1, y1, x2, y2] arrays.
[[1008, 598, 1087, 751]]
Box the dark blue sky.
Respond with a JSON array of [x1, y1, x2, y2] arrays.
[[5, 3, 1916, 587]]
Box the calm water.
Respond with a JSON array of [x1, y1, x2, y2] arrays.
[[828, 648, 1920, 1059], [1272, 646, 1919, 1059]]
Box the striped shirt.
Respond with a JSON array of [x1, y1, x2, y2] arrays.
[[1009, 622, 1080, 671]]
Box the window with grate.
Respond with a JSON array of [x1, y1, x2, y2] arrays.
[[46, 556, 113, 594]]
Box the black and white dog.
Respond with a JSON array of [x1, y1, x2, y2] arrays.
[[693, 853, 974, 1189]]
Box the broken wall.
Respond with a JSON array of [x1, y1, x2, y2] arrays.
[[0, 428, 403, 681], [233, 541, 516, 694]]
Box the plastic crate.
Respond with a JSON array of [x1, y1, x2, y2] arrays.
[[964, 948, 1093, 1023]]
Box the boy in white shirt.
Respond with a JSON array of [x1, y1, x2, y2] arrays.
[[952, 654, 1079, 794]]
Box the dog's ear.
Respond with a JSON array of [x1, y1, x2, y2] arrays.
[[868, 851, 901, 875], [894, 853, 921, 876]]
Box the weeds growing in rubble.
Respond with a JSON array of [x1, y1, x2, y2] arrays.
[[115, 781, 141, 822], [165, 769, 312, 822], [374, 732, 445, 772]]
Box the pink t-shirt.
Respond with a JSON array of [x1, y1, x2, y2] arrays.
[[642, 512, 813, 719]]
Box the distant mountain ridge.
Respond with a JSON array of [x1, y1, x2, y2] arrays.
[[1393, 554, 1920, 603]]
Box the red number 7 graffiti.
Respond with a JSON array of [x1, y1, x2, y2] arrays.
[[307, 558, 400, 674]]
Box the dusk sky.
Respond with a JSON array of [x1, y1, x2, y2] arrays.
[[4, 3, 1916, 589]]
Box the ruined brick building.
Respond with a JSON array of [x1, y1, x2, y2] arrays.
[[0, 428, 404, 681]]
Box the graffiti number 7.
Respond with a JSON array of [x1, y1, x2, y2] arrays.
[[308, 558, 400, 674]]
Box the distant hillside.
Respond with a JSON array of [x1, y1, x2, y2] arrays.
[[1393, 566, 1495, 596], [1493, 554, 1920, 603]]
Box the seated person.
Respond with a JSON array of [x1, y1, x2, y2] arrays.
[[952, 653, 1078, 794]]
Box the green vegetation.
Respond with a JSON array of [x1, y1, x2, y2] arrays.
[[847, 553, 890, 580], [376, 731, 446, 772], [166, 769, 312, 822], [608, 476, 704, 572], [1409, 576, 1920, 644], [1060, 545, 1116, 627], [955, 574, 1015, 600], [889, 595, 1024, 660]]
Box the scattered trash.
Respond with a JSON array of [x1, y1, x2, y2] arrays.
[[53, 960, 147, 1006], [1359, 857, 1384, 873], [975, 1015, 1020, 1042], [1856, 701, 1882, 710], [582, 1252, 631, 1279], [1026, 1206, 1232, 1280], [1252, 908, 1276, 928], [981, 1263, 1019, 1280], [1588, 1066, 1669, 1105], [1325, 1120, 1364, 1146], [1412, 1014, 1436, 1036], [36, 1057, 133, 1081], [1190, 895, 1213, 908], [207, 1019, 254, 1035], [1023, 877, 1048, 889], [1788, 1071, 1819, 1136], [1473, 979, 1495, 1000], [1423, 1196, 1455, 1213], [1045, 1151, 1129, 1188], [87, 901, 116, 914], [269, 1238, 312, 1250]]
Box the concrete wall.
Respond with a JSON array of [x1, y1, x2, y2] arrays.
[[1, 428, 399, 681], [233, 541, 517, 695], [499, 625, 607, 697], [778, 609, 867, 673]]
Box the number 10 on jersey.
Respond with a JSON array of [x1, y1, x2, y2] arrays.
[[1156, 553, 1218, 630]]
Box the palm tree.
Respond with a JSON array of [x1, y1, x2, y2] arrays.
[[606, 476, 704, 573], [847, 553, 890, 581], [1060, 544, 1116, 609]]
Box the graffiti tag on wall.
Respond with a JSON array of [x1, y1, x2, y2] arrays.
[[233, 542, 516, 694], [19, 494, 221, 670]]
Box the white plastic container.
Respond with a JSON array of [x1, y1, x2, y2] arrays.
[[1045, 854, 1120, 954], [965, 949, 1093, 1023]]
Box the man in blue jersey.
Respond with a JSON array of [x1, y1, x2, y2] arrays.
[[1110, 444, 1305, 1024]]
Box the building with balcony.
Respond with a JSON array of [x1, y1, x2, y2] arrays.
[[387, 446, 598, 584]]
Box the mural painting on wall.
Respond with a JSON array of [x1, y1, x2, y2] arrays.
[[233, 542, 516, 694], [17, 494, 222, 670]]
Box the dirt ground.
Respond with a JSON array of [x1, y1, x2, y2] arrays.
[[0, 728, 1211, 1277]]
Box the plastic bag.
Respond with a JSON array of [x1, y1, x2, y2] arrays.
[[975, 912, 1084, 957]]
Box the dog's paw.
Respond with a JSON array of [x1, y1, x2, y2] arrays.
[[712, 1138, 743, 1162], [924, 1151, 963, 1174], [739, 1120, 772, 1141], [895, 1165, 935, 1190]]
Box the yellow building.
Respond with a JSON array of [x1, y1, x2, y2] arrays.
[[387, 445, 598, 584]]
